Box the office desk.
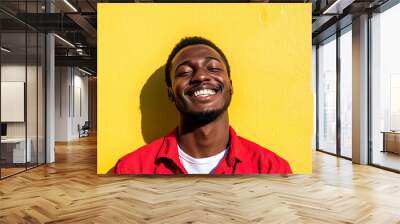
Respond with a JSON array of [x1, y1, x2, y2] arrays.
[[1, 138, 31, 163], [382, 131, 400, 154]]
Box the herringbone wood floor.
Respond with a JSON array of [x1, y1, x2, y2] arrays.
[[1, 135, 400, 224]]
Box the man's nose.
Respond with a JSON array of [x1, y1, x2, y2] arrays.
[[190, 68, 210, 83]]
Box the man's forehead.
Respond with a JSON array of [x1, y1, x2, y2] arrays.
[[172, 44, 224, 63]]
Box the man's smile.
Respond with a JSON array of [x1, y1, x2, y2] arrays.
[[186, 84, 222, 96], [193, 89, 216, 97], [185, 84, 223, 103]]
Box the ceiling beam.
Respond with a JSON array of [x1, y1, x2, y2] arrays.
[[67, 13, 97, 44], [55, 55, 96, 69]]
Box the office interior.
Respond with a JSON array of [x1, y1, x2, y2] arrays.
[[0, 0, 400, 222], [314, 0, 400, 172], [0, 0, 97, 179]]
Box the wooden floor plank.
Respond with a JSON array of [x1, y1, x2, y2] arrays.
[[0, 134, 400, 223]]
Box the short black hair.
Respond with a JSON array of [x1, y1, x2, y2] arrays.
[[165, 36, 231, 87]]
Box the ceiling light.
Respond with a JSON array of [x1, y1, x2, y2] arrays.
[[78, 67, 93, 76], [76, 48, 85, 55], [63, 0, 78, 12], [1, 47, 11, 53], [54, 34, 75, 48], [322, 0, 354, 15]]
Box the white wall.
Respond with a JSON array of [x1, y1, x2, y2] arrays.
[[1, 65, 26, 134], [1, 63, 46, 164], [72, 73, 89, 138], [55, 67, 89, 141], [1, 64, 38, 138], [55, 67, 70, 141]]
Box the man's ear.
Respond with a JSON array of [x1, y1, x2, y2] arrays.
[[167, 87, 175, 102]]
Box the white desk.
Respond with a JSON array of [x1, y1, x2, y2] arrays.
[[1, 138, 31, 163]]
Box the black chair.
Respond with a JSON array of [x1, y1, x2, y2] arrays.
[[79, 121, 90, 138]]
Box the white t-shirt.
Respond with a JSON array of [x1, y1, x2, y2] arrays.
[[178, 145, 227, 174]]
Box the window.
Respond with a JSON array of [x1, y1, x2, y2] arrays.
[[371, 3, 400, 171], [317, 35, 337, 154], [339, 27, 352, 158]]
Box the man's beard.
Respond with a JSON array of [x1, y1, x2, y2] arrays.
[[175, 93, 232, 124]]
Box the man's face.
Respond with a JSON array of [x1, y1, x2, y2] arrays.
[[169, 44, 232, 121]]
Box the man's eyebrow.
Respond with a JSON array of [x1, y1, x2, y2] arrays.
[[175, 60, 191, 70], [175, 56, 223, 70], [205, 56, 222, 63]]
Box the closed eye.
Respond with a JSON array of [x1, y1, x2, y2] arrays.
[[176, 71, 192, 77], [208, 67, 222, 72]]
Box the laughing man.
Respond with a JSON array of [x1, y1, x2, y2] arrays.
[[114, 37, 292, 174]]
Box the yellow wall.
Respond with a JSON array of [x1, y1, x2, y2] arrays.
[[98, 3, 312, 174]]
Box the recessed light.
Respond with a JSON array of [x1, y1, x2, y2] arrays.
[[77, 67, 93, 76], [63, 0, 78, 12], [54, 34, 75, 48], [1, 47, 11, 53]]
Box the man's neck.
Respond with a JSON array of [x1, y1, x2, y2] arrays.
[[177, 111, 230, 158]]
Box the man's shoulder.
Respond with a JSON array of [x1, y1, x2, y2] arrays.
[[236, 136, 292, 174], [122, 137, 165, 159], [114, 137, 166, 174], [237, 136, 277, 156]]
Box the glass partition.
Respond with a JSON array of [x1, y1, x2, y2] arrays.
[[26, 0, 44, 169], [0, 1, 46, 179], [27, 30, 38, 169], [38, 32, 45, 165], [1, 30, 28, 177]]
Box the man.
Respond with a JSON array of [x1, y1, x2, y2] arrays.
[[114, 36, 292, 174]]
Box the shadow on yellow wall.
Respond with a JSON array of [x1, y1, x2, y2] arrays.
[[140, 65, 179, 144], [107, 65, 179, 174]]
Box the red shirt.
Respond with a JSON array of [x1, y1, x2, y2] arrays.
[[114, 127, 292, 174]]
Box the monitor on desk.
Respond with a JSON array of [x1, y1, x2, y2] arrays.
[[1, 123, 7, 138]]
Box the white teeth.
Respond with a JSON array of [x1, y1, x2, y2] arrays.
[[193, 89, 216, 97]]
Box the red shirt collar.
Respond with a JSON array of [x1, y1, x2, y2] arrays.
[[155, 126, 245, 170]]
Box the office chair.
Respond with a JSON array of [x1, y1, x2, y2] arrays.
[[79, 121, 90, 138]]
